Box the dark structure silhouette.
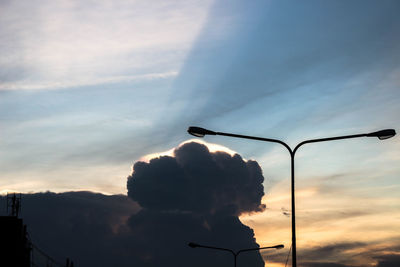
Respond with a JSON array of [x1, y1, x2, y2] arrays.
[[1, 194, 30, 267], [188, 126, 396, 267], [1, 193, 74, 267], [0, 216, 31, 267], [7, 193, 22, 217]]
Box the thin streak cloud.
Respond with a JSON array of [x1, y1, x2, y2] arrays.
[[0, 71, 178, 91]]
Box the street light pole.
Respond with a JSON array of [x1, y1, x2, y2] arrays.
[[187, 127, 396, 267], [188, 242, 284, 267]]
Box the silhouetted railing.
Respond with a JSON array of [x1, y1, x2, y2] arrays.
[[31, 242, 66, 267]]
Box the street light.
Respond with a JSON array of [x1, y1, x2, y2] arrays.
[[187, 126, 396, 267], [188, 242, 284, 267]]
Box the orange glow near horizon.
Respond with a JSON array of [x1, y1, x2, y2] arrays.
[[240, 176, 400, 266]]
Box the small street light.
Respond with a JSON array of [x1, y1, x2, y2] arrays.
[[188, 242, 284, 267]]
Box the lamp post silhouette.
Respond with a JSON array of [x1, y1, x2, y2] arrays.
[[187, 127, 396, 267], [188, 242, 284, 267]]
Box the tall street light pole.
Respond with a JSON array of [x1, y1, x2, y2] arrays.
[[187, 127, 396, 267], [188, 242, 284, 267]]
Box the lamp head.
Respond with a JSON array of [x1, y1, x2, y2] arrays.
[[187, 126, 216, 137], [366, 129, 396, 140], [188, 242, 199, 248]]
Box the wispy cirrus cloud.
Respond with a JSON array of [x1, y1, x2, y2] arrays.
[[0, 0, 213, 91], [0, 71, 178, 91]]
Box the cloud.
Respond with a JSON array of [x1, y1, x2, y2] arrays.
[[157, 0, 400, 152], [265, 242, 370, 267], [0, 191, 140, 266], [301, 263, 350, 267], [0, 0, 212, 91], [123, 142, 266, 266], [300, 242, 365, 261], [0, 142, 268, 266], [127, 142, 265, 215], [0, 71, 178, 91], [295, 242, 400, 267], [124, 208, 264, 266]]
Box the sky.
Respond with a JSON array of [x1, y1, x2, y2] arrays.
[[1, 0, 400, 266]]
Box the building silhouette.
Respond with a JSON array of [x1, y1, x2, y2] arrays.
[[0, 216, 31, 267], [0, 194, 31, 267], [0, 193, 73, 267]]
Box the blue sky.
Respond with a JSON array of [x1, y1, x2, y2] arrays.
[[1, 1, 400, 266], [2, 0, 399, 193]]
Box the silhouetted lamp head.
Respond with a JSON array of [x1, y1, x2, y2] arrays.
[[274, 244, 285, 249], [187, 126, 216, 137], [188, 242, 199, 248], [366, 129, 396, 140]]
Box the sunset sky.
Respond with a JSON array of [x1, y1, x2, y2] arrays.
[[1, 0, 399, 266]]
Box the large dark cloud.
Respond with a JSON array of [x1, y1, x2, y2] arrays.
[[1, 143, 398, 266], [128, 142, 265, 215], [126, 142, 266, 266], [0, 142, 267, 266], [0, 191, 140, 266]]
